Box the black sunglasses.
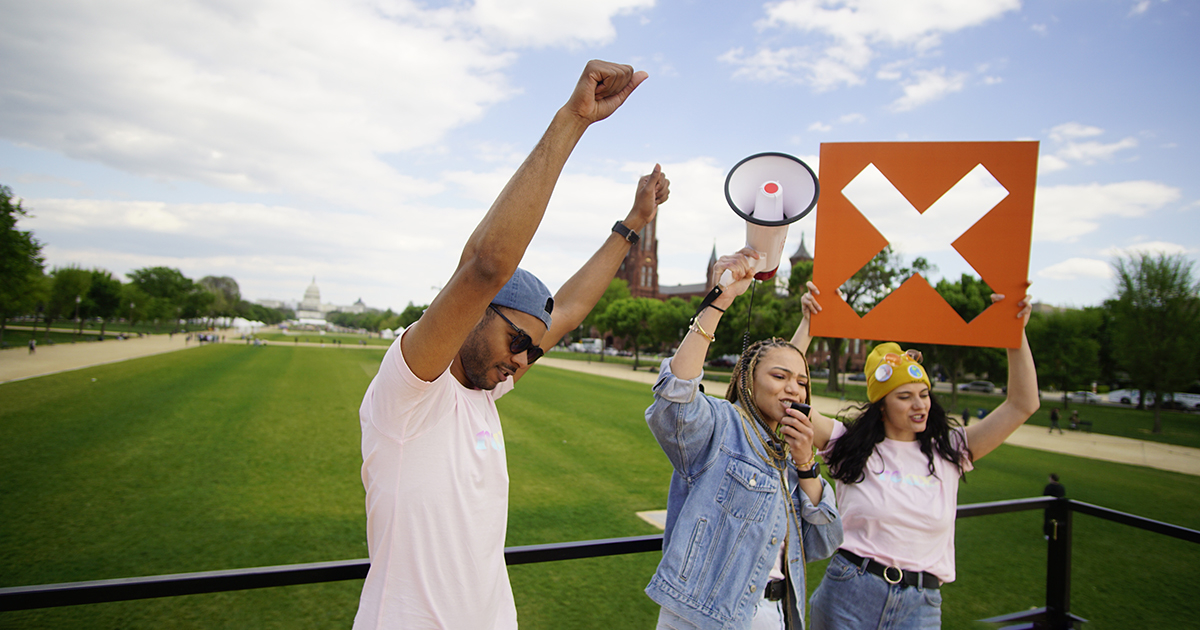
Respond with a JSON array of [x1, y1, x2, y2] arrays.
[[489, 305, 545, 364]]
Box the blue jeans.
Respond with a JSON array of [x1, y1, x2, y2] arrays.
[[656, 597, 784, 630], [809, 553, 942, 630]]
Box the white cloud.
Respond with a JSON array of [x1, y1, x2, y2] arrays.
[[1129, 1, 1152, 17], [1101, 241, 1196, 258], [20, 158, 719, 309], [759, 0, 1020, 47], [470, 0, 655, 48], [1037, 258, 1114, 281], [1032, 181, 1181, 242], [809, 122, 834, 132], [1055, 138, 1139, 164], [0, 0, 656, 215], [889, 67, 968, 111], [1049, 123, 1105, 142], [1038, 154, 1070, 173], [722, 0, 1018, 91], [1041, 123, 1139, 173]]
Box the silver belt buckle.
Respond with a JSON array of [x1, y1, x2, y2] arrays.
[[883, 565, 904, 585]]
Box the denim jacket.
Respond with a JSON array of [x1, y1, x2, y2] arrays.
[[645, 359, 842, 630]]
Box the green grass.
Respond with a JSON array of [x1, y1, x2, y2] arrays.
[[1, 346, 1198, 628], [252, 331, 394, 346], [0, 328, 103, 348]]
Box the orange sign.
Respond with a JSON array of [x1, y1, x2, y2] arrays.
[[811, 141, 1038, 349]]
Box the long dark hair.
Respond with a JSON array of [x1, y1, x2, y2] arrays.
[[825, 391, 972, 485]]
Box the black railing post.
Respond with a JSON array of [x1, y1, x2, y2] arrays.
[[1045, 497, 1072, 629]]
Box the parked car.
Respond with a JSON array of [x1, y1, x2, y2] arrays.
[[810, 368, 830, 378], [958, 380, 995, 393], [1108, 389, 1139, 405], [1068, 391, 1102, 404], [848, 372, 867, 381], [706, 355, 738, 368]]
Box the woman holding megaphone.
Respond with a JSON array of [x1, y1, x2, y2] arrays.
[[644, 249, 842, 630], [794, 282, 1038, 629]]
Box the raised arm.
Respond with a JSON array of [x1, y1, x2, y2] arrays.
[[513, 165, 670, 381], [402, 61, 647, 382], [964, 294, 1039, 459], [790, 280, 836, 448], [669, 249, 760, 381]]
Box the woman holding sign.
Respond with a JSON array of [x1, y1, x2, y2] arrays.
[[644, 250, 841, 630], [793, 282, 1038, 629]]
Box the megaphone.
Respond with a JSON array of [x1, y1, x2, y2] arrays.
[[718, 152, 819, 287]]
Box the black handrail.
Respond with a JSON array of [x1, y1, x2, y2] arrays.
[[2, 498, 1197, 628]]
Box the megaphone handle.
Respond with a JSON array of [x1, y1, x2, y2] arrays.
[[718, 253, 767, 288]]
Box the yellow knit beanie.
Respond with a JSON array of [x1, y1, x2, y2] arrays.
[[865, 342, 932, 403]]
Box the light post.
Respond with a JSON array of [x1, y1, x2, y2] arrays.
[[129, 302, 135, 331], [75, 295, 82, 336]]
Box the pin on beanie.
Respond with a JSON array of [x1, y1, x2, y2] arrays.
[[865, 342, 931, 403]]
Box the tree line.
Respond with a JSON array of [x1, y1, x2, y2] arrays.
[[575, 246, 1199, 434], [5, 183, 1197, 430], [1, 185, 293, 345]]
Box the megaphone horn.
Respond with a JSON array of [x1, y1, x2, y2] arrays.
[[718, 152, 819, 287]]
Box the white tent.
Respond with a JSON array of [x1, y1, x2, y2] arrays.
[[228, 317, 265, 334]]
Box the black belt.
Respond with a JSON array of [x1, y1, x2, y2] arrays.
[[764, 578, 786, 601], [837, 549, 941, 590]]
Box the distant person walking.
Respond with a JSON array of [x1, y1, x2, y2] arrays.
[[28, 338, 36, 354], [1043, 473, 1066, 539], [1069, 410, 1080, 430], [962, 407, 971, 427], [1049, 408, 1063, 434]]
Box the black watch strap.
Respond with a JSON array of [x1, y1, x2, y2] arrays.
[[795, 461, 821, 479], [612, 221, 639, 244]]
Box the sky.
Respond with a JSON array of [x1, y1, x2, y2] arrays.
[[2, 0, 1197, 313]]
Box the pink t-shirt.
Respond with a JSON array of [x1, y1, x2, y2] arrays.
[[820, 421, 972, 583], [353, 328, 518, 630]]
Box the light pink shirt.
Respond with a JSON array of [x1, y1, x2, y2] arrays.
[[821, 421, 972, 583], [354, 329, 518, 629]]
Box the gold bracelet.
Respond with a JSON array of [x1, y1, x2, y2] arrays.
[[689, 318, 715, 343]]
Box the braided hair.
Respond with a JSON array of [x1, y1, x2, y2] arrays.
[[725, 338, 810, 454], [824, 392, 972, 485]]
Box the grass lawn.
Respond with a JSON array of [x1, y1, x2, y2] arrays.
[[254, 331, 394, 347], [2, 346, 1198, 628]]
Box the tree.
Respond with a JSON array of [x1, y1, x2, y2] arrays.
[[648, 296, 693, 355], [121, 284, 150, 328], [199, 276, 241, 320], [85, 269, 124, 338], [398, 303, 427, 329], [597, 297, 664, 369], [0, 185, 45, 347], [1110, 253, 1200, 433], [49, 266, 92, 336], [907, 274, 1004, 409], [127, 267, 206, 330], [573, 278, 632, 360], [824, 247, 931, 392], [1026, 308, 1102, 411]]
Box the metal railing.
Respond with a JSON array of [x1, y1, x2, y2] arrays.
[[2, 498, 1197, 629]]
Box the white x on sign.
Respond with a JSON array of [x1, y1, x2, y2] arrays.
[[842, 162, 1010, 276]]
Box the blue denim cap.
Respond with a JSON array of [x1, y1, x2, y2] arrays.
[[492, 268, 553, 331]]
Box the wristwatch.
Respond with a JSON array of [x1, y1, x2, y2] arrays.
[[795, 461, 821, 479], [612, 221, 639, 245]]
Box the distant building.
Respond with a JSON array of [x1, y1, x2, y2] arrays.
[[296, 277, 328, 326], [617, 218, 660, 299]]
